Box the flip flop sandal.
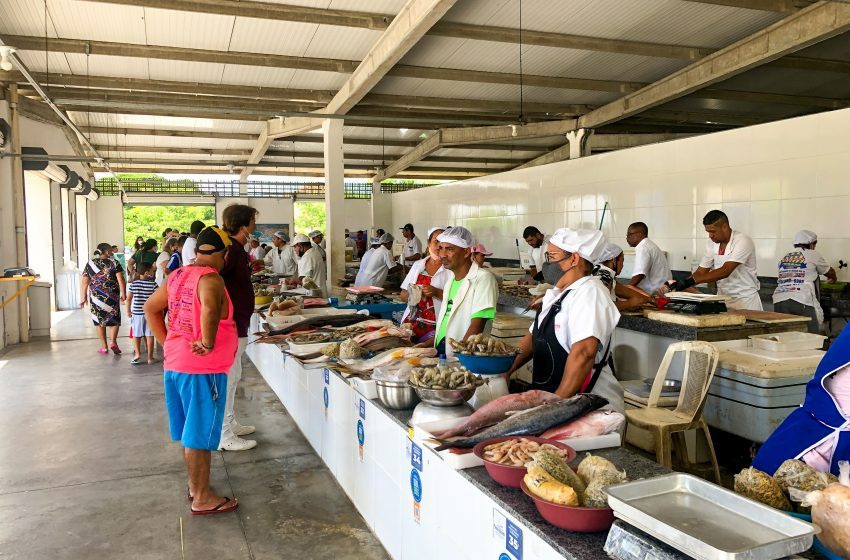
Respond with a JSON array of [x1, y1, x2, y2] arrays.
[[131, 358, 142, 365], [191, 497, 238, 516], [110, 343, 122, 355]]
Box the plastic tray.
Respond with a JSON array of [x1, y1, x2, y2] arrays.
[[606, 474, 817, 560], [749, 332, 826, 352]]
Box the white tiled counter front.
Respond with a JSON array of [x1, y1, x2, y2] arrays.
[[247, 314, 668, 560]]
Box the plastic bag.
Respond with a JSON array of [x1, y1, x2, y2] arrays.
[[789, 461, 850, 558]]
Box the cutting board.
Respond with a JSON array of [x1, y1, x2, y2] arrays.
[[644, 310, 747, 327], [729, 309, 810, 324]]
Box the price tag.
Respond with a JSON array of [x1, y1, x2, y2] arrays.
[[410, 441, 423, 472], [506, 519, 522, 560], [357, 418, 365, 462]]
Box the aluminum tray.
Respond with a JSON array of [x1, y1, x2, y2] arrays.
[[606, 474, 817, 560]]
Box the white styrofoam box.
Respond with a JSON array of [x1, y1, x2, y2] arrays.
[[349, 377, 378, 400], [749, 332, 826, 352]]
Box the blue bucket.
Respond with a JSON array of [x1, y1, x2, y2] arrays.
[[456, 353, 515, 375]]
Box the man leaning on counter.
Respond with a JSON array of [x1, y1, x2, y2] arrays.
[[665, 209, 762, 310]]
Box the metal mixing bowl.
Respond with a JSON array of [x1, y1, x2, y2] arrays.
[[376, 380, 420, 410], [642, 378, 682, 391], [412, 385, 477, 407]]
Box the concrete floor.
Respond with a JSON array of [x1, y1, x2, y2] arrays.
[[0, 310, 388, 559]]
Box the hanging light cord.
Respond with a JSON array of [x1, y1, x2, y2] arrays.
[[518, 0, 524, 123]]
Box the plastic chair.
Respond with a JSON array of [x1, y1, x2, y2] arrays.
[[625, 341, 722, 483]]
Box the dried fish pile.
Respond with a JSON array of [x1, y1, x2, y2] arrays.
[[409, 365, 485, 390], [449, 334, 518, 356], [500, 284, 533, 298], [482, 438, 571, 467], [289, 331, 340, 344]]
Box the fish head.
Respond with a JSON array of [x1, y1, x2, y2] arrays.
[[580, 393, 609, 409]]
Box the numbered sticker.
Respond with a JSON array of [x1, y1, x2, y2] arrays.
[[506, 519, 522, 560], [323, 369, 330, 384], [359, 398, 366, 420], [410, 441, 423, 472]]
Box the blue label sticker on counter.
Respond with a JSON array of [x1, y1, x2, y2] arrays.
[[324, 369, 329, 384], [323, 386, 329, 408], [506, 520, 522, 560], [411, 441, 423, 472], [359, 398, 366, 420], [357, 419, 365, 446], [410, 468, 422, 503]]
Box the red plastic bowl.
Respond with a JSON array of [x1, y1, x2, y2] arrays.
[[472, 436, 576, 488], [520, 480, 614, 532]]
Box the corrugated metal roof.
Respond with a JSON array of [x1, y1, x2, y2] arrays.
[[142, 8, 235, 51]]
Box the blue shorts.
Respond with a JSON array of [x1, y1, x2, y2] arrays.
[[163, 370, 228, 450]]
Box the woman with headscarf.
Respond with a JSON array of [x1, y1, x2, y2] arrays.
[[81, 242, 127, 354], [753, 324, 850, 477], [400, 226, 453, 344]]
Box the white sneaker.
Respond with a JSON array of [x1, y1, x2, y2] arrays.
[[218, 436, 257, 451], [234, 424, 256, 436]]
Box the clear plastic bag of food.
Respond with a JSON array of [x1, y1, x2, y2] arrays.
[[372, 362, 417, 383]]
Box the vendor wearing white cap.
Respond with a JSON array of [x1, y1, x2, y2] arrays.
[[773, 229, 837, 333], [504, 228, 623, 413], [308, 230, 326, 261], [666, 210, 762, 310], [355, 233, 402, 288], [264, 231, 298, 276], [400, 226, 453, 344], [293, 233, 327, 296], [596, 242, 650, 312], [434, 226, 499, 357]]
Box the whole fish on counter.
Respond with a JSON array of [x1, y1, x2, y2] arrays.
[[431, 390, 562, 439], [265, 314, 371, 336], [341, 347, 438, 372], [432, 394, 608, 451]]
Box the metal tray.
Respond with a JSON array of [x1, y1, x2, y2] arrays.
[[606, 474, 817, 560]]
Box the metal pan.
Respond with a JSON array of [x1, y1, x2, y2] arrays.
[[606, 474, 817, 560]]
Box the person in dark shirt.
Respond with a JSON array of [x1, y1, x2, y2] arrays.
[[218, 204, 259, 451]]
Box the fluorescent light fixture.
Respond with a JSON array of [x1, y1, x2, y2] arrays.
[[399, 128, 409, 135], [0, 46, 15, 72]]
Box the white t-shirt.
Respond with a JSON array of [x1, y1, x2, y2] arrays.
[[297, 246, 327, 296], [345, 236, 357, 249], [312, 241, 326, 261], [402, 236, 423, 264], [773, 248, 831, 322], [265, 244, 298, 276], [434, 263, 499, 357], [356, 246, 396, 287], [699, 230, 762, 310], [154, 251, 170, 286], [531, 275, 623, 413], [400, 257, 452, 323], [354, 248, 377, 286], [632, 237, 671, 294], [181, 237, 197, 265], [530, 236, 550, 271], [250, 246, 267, 261]]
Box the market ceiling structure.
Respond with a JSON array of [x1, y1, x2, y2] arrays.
[[1, 0, 849, 183]]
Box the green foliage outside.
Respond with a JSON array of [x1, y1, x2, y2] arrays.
[[123, 206, 215, 249], [294, 202, 326, 237]]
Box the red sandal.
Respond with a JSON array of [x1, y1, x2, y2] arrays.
[[191, 497, 238, 515]]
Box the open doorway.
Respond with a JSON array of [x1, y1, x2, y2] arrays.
[[24, 172, 54, 287], [123, 205, 215, 252], [293, 201, 326, 237]]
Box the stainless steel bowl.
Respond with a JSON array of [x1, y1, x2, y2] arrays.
[[642, 378, 682, 391], [412, 385, 477, 407], [376, 380, 420, 410]]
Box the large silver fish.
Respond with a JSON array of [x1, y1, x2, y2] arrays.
[[433, 393, 608, 451]]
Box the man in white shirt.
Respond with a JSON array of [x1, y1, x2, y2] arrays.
[[181, 220, 205, 266], [308, 230, 326, 261], [523, 226, 549, 281], [354, 237, 381, 286], [344, 229, 357, 251], [434, 227, 499, 357], [294, 234, 327, 296], [773, 230, 837, 333], [356, 233, 402, 287], [399, 223, 423, 268], [626, 222, 671, 295], [668, 210, 762, 310], [264, 231, 298, 276], [504, 228, 623, 412]]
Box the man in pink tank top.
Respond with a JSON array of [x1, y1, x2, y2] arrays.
[[145, 226, 240, 515]]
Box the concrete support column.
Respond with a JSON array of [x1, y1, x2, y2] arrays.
[[9, 85, 29, 343], [567, 128, 594, 159], [323, 118, 345, 288], [370, 177, 392, 232]]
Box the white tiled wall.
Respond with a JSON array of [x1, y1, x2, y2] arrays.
[[391, 108, 850, 278]]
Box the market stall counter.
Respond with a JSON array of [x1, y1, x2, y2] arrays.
[[247, 313, 669, 560]]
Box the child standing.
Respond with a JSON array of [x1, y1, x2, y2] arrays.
[[126, 262, 158, 364]]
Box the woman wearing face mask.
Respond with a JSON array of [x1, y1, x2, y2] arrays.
[[503, 228, 624, 413], [399, 226, 453, 344]]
